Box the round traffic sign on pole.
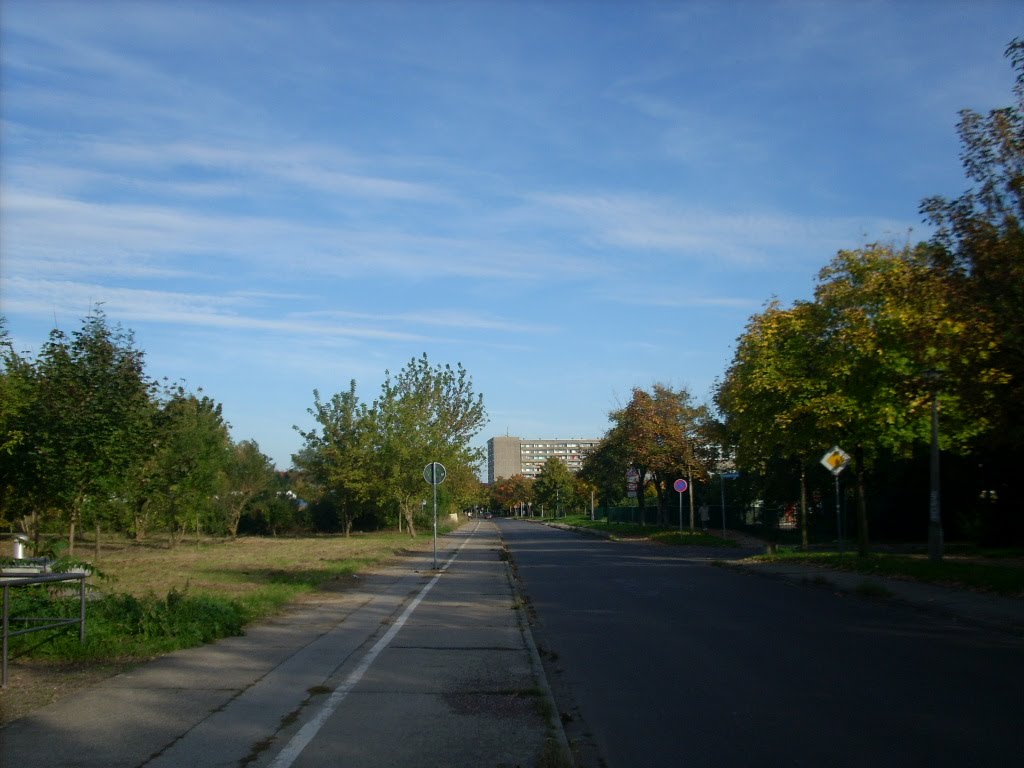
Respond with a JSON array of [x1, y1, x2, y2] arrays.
[[673, 479, 688, 533], [423, 462, 447, 485], [422, 462, 446, 570]]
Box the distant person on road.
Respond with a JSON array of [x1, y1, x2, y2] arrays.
[[699, 504, 710, 532]]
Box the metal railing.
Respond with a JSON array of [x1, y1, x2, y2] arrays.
[[2, 571, 87, 687]]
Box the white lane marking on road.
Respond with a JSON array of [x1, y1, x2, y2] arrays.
[[267, 523, 481, 768]]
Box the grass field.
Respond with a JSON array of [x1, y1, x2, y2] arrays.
[[753, 549, 1024, 597], [92, 532, 433, 599], [2, 530, 441, 660]]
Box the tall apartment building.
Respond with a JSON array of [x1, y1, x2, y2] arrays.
[[487, 436, 600, 483]]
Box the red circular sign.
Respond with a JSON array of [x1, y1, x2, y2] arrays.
[[673, 478, 688, 493]]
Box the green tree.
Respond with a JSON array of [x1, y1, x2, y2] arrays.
[[367, 355, 487, 536], [0, 319, 39, 529], [242, 471, 306, 535], [718, 244, 1001, 553], [921, 39, 1023, 385], [716, 299, 837, 546], [920, 37, 1024, 539], [221, 440, 276, 538], [533, 456, 575, 517], [578, 436, 629, 512], [816, 244, 1001, 553], [25, 308, 156, 553], [293, 382, 373, 536], [145, 386, 231, 546], [489, 474, 534, 515], [594, 385, 712, 528]]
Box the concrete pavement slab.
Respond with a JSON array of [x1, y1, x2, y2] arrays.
[[288, 689, 548, 768]]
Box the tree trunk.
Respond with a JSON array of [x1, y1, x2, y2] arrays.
[[95, 522, 101, 560], [855, 448, 870, 557], [654, 481, 669, 526], [134, 500, 147, 542], [800, 466, 809, 550], [69, 499, 82, 556], [169, 514, 185, 548], [403, 505, 417, 538], [340, 505, 351, 538], [228, 493, 253, 539]]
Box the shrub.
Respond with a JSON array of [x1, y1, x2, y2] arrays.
[[5, 586, 248, 660]]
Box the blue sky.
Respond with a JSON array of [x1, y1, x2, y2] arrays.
[[1, 1, 1020, 470]]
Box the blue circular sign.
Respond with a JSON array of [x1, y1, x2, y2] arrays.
[[673, 478, 688, 493]]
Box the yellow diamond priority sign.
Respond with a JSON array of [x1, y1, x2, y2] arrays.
[[820, 446, 851, 476]]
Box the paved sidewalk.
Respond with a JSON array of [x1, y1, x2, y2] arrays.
[[0, 522, 566, 768]]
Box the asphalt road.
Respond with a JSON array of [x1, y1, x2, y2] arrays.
[[499, 519, 1024, 768]]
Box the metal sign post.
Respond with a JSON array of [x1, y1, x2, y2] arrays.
[[423, 462, 447, 569], [673, 478, 688, 532], [720, 472, 740, 538], [820, 447, 850, 556]]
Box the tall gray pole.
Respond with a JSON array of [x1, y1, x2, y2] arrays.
[[928, 388, 944, 561], [687, 469, 695, 532], [432, 464, 438, 570], [835, 474, 843, 557], [720, 475, 726, 537]]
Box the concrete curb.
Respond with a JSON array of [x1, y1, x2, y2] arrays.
[[498, 542, 574, 766]]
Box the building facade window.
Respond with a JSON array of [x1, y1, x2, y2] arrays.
[[487, 435, 600, 483]]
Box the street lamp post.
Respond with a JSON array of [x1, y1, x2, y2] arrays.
[[718, 471, 740, 538], [925, 369, 944, 561]]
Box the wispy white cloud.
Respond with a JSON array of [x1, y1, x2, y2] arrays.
[[530, 191, 911, 267], [296, 308, 554, 334], [4, 134, 449, 204], [591, 287, 761, 311], [2, 277, 435, 342], [2, 180, 606, 287]]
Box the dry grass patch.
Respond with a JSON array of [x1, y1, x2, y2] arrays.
[[91, 533, 434, 598]]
